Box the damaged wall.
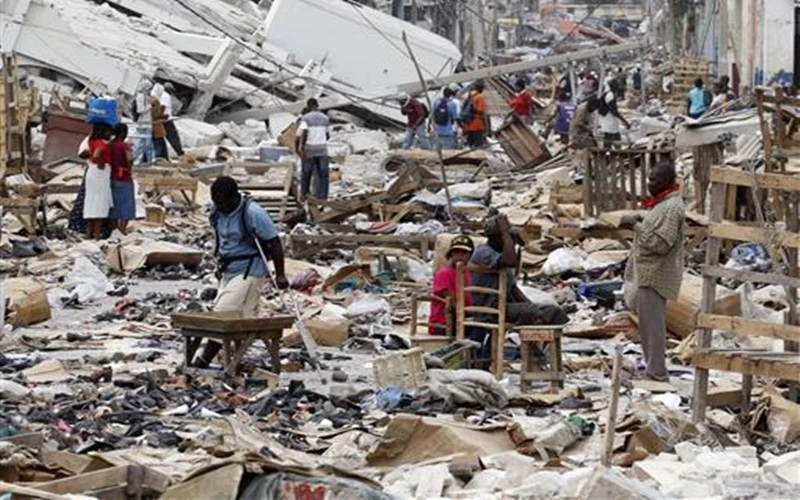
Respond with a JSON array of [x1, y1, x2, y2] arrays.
[[261, 0, 461, 92]]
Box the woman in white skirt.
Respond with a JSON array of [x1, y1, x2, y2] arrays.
[[83, 123, 114, 239]]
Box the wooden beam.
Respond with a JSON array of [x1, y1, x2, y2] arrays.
[[693, 349, 800, 382], [708, 224, 800, 249], [709, 167, 800, 193], [697, 313, 800, 343], [702, 265, 800, 289]]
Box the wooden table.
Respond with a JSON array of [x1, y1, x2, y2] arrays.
[[171, 311, 294, 379]]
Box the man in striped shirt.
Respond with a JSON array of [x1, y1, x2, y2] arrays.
[[298, 98, 330, 201]]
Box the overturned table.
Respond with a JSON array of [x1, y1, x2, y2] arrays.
[[171, 311, 294, 379]]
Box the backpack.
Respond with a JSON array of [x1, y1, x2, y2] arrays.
[[433, 99, 451, 126], [597, 91, 614, 116], [460, 94, 475, 123]]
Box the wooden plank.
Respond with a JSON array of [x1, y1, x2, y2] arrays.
[[702, 265, 800, 289], [692, 182, 726, 422], [697, 313, 800, 342], [708, 223, 800, 249], [693, 350, 800, 382], [709, 167, 800, 193], [31, 466, 129, 495]]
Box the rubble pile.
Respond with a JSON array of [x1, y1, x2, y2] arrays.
[[2, 0, 800, 499]]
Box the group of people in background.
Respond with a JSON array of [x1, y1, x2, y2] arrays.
[[69, 122, 135, 239], [68, 79, 185, 240], [132, 80, 184, 165], [398, 80, 490, 151]]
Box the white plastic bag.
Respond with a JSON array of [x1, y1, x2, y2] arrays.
[[65, 257, 112, 304]]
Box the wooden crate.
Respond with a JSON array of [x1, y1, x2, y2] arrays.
[[373, 348, 427, 390]]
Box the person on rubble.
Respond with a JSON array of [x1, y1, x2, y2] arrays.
[[686, 78, 710, 119], [622, 162, 685, 382], [160, 82, 184, 157], [193, 176, 289, 368], [632, 67, 643, 93], [598, 79, 630, 148], [546, 89, 576, 145], [509, 78, 534, 122], [430, 87, 460, 150], [399, 93, 431, 150], [468, 214, 569, 360], [461, 81, 489, 148], [298, 98, 331, 201], [429, 235, 474, 335], [150, 85, 168, 160], [133, 79, 154, 164], [109, 123, 135, 234], [568, 95, 600, 174]]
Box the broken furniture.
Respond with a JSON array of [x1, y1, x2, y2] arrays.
[[290, 231, 437, 260], [1, 52, 39, 182], [455, 264, 508, 379], [17, 465, 169, 500], [486, 77, 551, 169], [409, 294, 452, 352], [136, 168, 198, 206], [691, 165, 800, 422], [0, 196, 43, 234], [171, 311, 294, 380], [518, 325, 565, 393], [237, 161, 298, 222], [584, 141, 675, 217]]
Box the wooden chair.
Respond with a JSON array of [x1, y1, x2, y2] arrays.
[[518, 325, 565, 393], [455, 263, 508, 379], [409, 294, 453, 352]]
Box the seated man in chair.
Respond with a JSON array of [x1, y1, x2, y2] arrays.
[[469, 214, 569, 359]]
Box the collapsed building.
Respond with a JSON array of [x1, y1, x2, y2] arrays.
[[0, 0, 799, 499]]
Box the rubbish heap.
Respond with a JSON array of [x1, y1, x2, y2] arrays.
[[1, 1, 800, 499]]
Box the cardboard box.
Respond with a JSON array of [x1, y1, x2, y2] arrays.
[[3, 278, 51, 326], [665, 273, 741, 339]]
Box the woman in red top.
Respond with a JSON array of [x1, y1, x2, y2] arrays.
[[109, 124, 135, 234], [83, 123, 113, 240], [429, 236, 474, 335]]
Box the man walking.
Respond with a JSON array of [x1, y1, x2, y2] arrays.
[[399, 93, 431, 150], [461, 81, 489, 148], [160, 82, 184, 157], [194, 176, 288, 368], [598, 79, 630, 148], [623, 162, 685, 381], [430, 87, 460, 150], [298, 98, 330, 202]]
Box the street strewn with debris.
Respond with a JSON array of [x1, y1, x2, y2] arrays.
[[1, 0, 800, 499]]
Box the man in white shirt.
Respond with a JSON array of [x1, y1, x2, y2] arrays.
[[297, 98, 330, 201], [597, 80, 630, 148], [160, 82, 184, 157]]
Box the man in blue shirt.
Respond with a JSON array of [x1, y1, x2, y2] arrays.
[[687, 78, 708, 119], [194, 176, 288, 368], [430, 87, 460, 150]]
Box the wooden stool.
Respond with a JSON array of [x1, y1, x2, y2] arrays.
[[519, 326, 565, 392], [172, 311, 293, 380]]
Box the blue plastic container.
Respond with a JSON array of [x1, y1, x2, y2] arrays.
[[86, 97, 119, 127]]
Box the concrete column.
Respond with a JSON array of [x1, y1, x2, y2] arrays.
[[185, 38, 245, 118]]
